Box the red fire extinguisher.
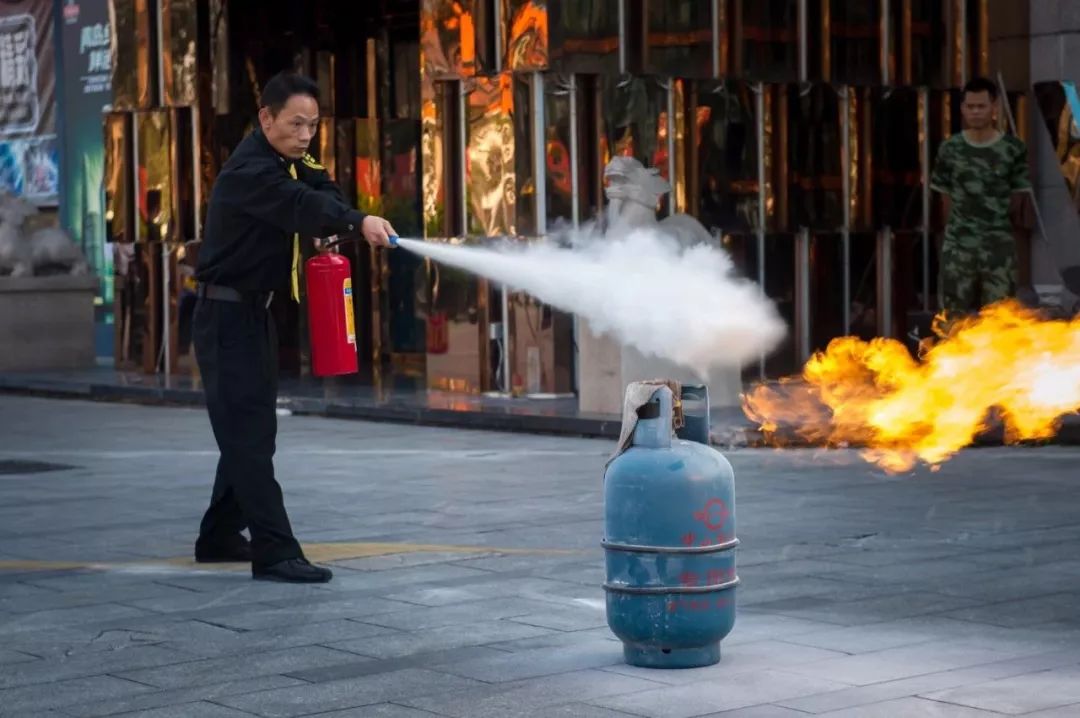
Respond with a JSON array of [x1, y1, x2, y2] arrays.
[[305, 251, 358, 377]]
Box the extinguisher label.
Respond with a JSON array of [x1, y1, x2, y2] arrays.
[[343, 278, 356, 345]]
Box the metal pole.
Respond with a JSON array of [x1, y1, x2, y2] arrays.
[[161, 240, 170, 384], [501, 283, 511, 393], [755, 83, 767, 380], [667, 81, 676, 217], [568, 75, 580, 228], [192, 105, 201, 241], [798, 0, 808, 82], [841, 86, 852, 332], [920, 88, 931, 311], [880, 0, 890, 86], [617, 0, 627, 74], [797, 227, 811, 361], [878, 226, 893, 337]]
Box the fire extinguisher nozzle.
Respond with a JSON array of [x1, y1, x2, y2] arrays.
[[388, 234, 399, 247]]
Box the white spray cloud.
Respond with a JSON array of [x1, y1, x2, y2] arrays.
[[397, 227, 786, 377]]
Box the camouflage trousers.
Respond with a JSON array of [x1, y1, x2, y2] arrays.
[[940, 231, 1015, 314]]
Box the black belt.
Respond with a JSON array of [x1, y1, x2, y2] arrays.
[[197, 283, 274, 308]]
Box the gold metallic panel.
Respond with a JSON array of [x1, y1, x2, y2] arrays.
[[502, 0, 549, 71], [356, 118, 384, 220], [421, 0, 478, 78], [160, 0, 197, 106], [466, 74, 516, 237], [421, 78, 447, 238], [135, 111, 173, 244], [104, 113, 133, 245], [512, 74, 536, 236], [110, 0, 154, 109]]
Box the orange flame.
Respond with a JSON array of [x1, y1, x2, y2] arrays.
[[742, 300, 1080, 473]]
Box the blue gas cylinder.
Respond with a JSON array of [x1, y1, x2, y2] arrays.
[[603, 384, 738, 668]]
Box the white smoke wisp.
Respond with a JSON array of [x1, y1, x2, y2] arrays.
[[396, 228, 786, 377]]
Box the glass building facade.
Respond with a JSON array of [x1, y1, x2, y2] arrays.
[[102, 0, 1031, 396]]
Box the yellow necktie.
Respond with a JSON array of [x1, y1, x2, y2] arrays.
[[287, 162, 300, 302]]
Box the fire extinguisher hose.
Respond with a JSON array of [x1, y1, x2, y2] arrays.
[[316, 234, 400, 252]]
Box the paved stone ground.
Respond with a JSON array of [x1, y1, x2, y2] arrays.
[[2, 396, 1080, 717]]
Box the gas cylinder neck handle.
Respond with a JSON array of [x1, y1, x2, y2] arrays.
[[632, 386, 674, 449]]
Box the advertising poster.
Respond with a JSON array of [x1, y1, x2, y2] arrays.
[[56, 0, 112, 313], [0, 0, 57, 203]]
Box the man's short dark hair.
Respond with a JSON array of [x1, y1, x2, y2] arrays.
[[962, 77, 998, 101], [260, 73, 319, 116]]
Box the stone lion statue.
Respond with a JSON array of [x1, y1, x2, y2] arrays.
[[0, 193, 89, 277], [602, 155, 714, 247]]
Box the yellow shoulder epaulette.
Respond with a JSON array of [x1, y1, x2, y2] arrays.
[[302, 153, 324, 170]]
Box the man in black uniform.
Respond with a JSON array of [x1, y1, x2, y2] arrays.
[[192, 73, 394, 583]]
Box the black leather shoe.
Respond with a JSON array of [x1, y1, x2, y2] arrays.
[[252, 558, 333, 583], [195, 536, 252, 563]]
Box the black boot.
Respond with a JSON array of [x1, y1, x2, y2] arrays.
[[252, 557, 333, 583], [195, 535, 252, 563]]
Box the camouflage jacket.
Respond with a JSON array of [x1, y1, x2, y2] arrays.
[[930, 131, 1031, 238]]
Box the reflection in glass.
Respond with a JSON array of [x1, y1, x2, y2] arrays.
[[502, 0, 549, 71], [872, 88, 922, 231], [788, 84, 843, 231], [509, 293, 574, 394], [421, 78, 446, 238], [893, 229, 930, 345], [849, 232, 878, 341], [644, 0, 713, 78], [544, 74, 576, 226], [764, 234, 797, 378], [829, 0, 881, 85], [736, 0, 799, 82], [547, 0, 619, 74], [421, 0, 478, 78], [426, 259, 482, 393], [693, 81, 759, 235], [466, 74, 517, 236], [136, 112, 173, 243], [161, 0, 197, 106], [111, 0, 154, 109], [104, 114, 133, 246], [383, 120, 428, 364], [600, 75, 668, 184], [810, 233, 846, 352], [898, 0, 946, 87]]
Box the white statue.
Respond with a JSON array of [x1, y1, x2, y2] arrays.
[[602, 155, 714, 247], [0, 193, 89, 277], [576, 155, 744, 414]]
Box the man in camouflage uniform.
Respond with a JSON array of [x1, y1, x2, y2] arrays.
[[930, 77, 1031, 315]]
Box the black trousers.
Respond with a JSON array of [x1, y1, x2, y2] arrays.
[[192, 296, 303, 566]]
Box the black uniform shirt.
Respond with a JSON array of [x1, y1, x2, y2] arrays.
[[196, 129, 366, 293]]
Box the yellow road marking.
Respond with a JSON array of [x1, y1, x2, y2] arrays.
[[0, 541, 578, 573]]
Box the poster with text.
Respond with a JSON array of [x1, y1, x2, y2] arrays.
[[57, 0, 112, 307]]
